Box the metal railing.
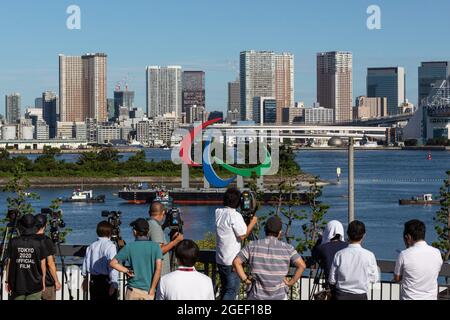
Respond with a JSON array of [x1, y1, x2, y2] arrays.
[[2, 246, 450, 300]]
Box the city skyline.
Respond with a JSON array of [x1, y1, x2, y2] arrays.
[[1, 1, 450, 115]]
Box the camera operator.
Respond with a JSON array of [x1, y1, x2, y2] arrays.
[[148, 202, 184, 276], [35, 214, 62, 300], [5, 214, 50, 300], [215, 188, 258, 300], [81, 221, 119, 301]]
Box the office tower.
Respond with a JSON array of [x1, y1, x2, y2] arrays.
[[146, 66, 182, 119], [5, 93, 21, 124], [317, 51, 353, 123], [186, 105, 206, 124], [367, 67, 405, 116], [228, 79, 240, 114], [107, 98, 115, 120], [253, 97, 277, 124], [418, 61, 450, 106], [35, 97, 43, 108], [42, 91, 59, 138], [240, 51, 275, 121], [354, 96, 388, 120], [182, 71, 205, 113], [275, 53, 295, 123], [114, 90, 135, 119], [59, 53, 108, 122]]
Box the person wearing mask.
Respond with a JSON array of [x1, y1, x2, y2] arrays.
[[329, 220, 379, 300], [148, 201, 184, 276], [156, 240, 215, 300], [233, 216, 306, 300], [81, 221, 119, 300], [110, 218, 162, 300], [312, 220, 348, 286], [216, 188, 258, 300], [5, 214, 49, 300], [35, 214, 62, 300], [394, 219, 443, 300]]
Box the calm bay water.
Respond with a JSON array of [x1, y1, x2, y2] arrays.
[[2, 149, 449, 260]]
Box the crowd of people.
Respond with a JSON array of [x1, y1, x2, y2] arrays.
[[2, 188, 445, 301]]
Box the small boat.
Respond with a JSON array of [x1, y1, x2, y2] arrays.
[[427, 152, 432, 161], [399, 194, 440, 206], [60, 189, 106, 203]]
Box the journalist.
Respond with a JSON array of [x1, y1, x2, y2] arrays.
[[233, 216, 306, 300], [81, 221, 119, 300], [5, 214, 49, 300], [215, 188, 258, 300], [110, 218, 162, 300], [148, 202, 184, 275], [35, 214, 62, 300], [156, 239, 215, 300]]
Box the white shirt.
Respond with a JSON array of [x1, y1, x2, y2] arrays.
[[394, 241, 443, 300], [215, 207, 247, 266], [156, 267, 215, 300], [329, 243, 379, 294]]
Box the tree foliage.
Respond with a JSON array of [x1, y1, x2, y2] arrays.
[[433, 171, 450, 261]]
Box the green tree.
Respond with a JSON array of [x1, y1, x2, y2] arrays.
[[433, 171, 450, 261]]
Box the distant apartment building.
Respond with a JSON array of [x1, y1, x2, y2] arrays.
[[114, 89, 135, 120], [367, 67, 405, 116], [56, 121, 87, 140], [35, 120, 49, 140], [227, 110, 240, 124], [59, 53, 108, 122], [97, 124, 121, 144], [186, 105, 206, 124], [228, 79, 240, 114], [42, 91, 58, 138], [317, 51, 353, 123], [253, 97, 277, 124], [5, 93, 21, 124], [354, 96, 388, 120], [275, 53, 295, 123], [182, 71, 205, 113], [281, 105, 304, 124], [146, 66, 182, 119], [282, 103, 334, 125]]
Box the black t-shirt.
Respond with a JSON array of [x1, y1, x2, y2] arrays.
[[7, 234, 51, 295], [35, 234, 57, 287], [313, 241, 348, 281]]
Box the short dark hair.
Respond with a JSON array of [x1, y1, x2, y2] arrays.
[[175, 240, 199, 267], [224, 188, 241, 209], [347, 220, 366, 242], [97, 221, 113, 238], [35, 214, 48, 230], [404, 219, 426, 241]]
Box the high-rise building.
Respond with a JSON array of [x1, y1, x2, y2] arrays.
[[42, 91, 58, 138], [107, 98, 115, 121], [185, 105, 206, 124], [114, 90, 135, 119], [59, 53, 108, 122], [240, 51, 275, 121], [317, 51, 353, 123], [35, 97, 43, 108], [418, 61, 450, 106], [146, 66, 182, 119], [182, 71, 205, 113], [367, 67, 405, 116], [228, 79, 240, 114], [275, 53, 295, 123], [354, 96, 388, 120], [5, 93, 21, 124], [253, 97, 277, 124]]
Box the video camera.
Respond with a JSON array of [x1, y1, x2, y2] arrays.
[[41, 208, 66, 243], [240, 190, 258, 225], [101, 211, 125, 248], [163, 207, 184, 239]]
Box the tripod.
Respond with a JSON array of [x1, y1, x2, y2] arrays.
[[0, 214, 20, 297], [54, 240, 74, 301], [309, 267, 324, 300]]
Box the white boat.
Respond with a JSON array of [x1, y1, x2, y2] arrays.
[[61, 189, 106, 203]]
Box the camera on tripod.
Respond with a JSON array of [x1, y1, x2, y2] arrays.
[[41, 208, 66, 243], [240, 190, 258, 225], [163, 207, 184, 238], [101, 211, 125, 248]]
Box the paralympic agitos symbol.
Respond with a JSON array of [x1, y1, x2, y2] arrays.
[[178, 119, 275, 188]]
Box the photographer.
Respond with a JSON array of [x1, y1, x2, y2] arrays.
[[5, 214, 49, 300], [81, 221, 119, 300], [215, 188, 258, 300], [35, 214, 62, 300], [148, 202, 184, 275]]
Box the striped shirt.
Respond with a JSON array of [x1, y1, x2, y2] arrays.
[[237, 236, 301, 300]]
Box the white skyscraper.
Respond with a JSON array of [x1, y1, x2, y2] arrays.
[[146, 66, 182, 119]]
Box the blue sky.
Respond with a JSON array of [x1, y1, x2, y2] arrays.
[[1, 0, 450, 115]]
